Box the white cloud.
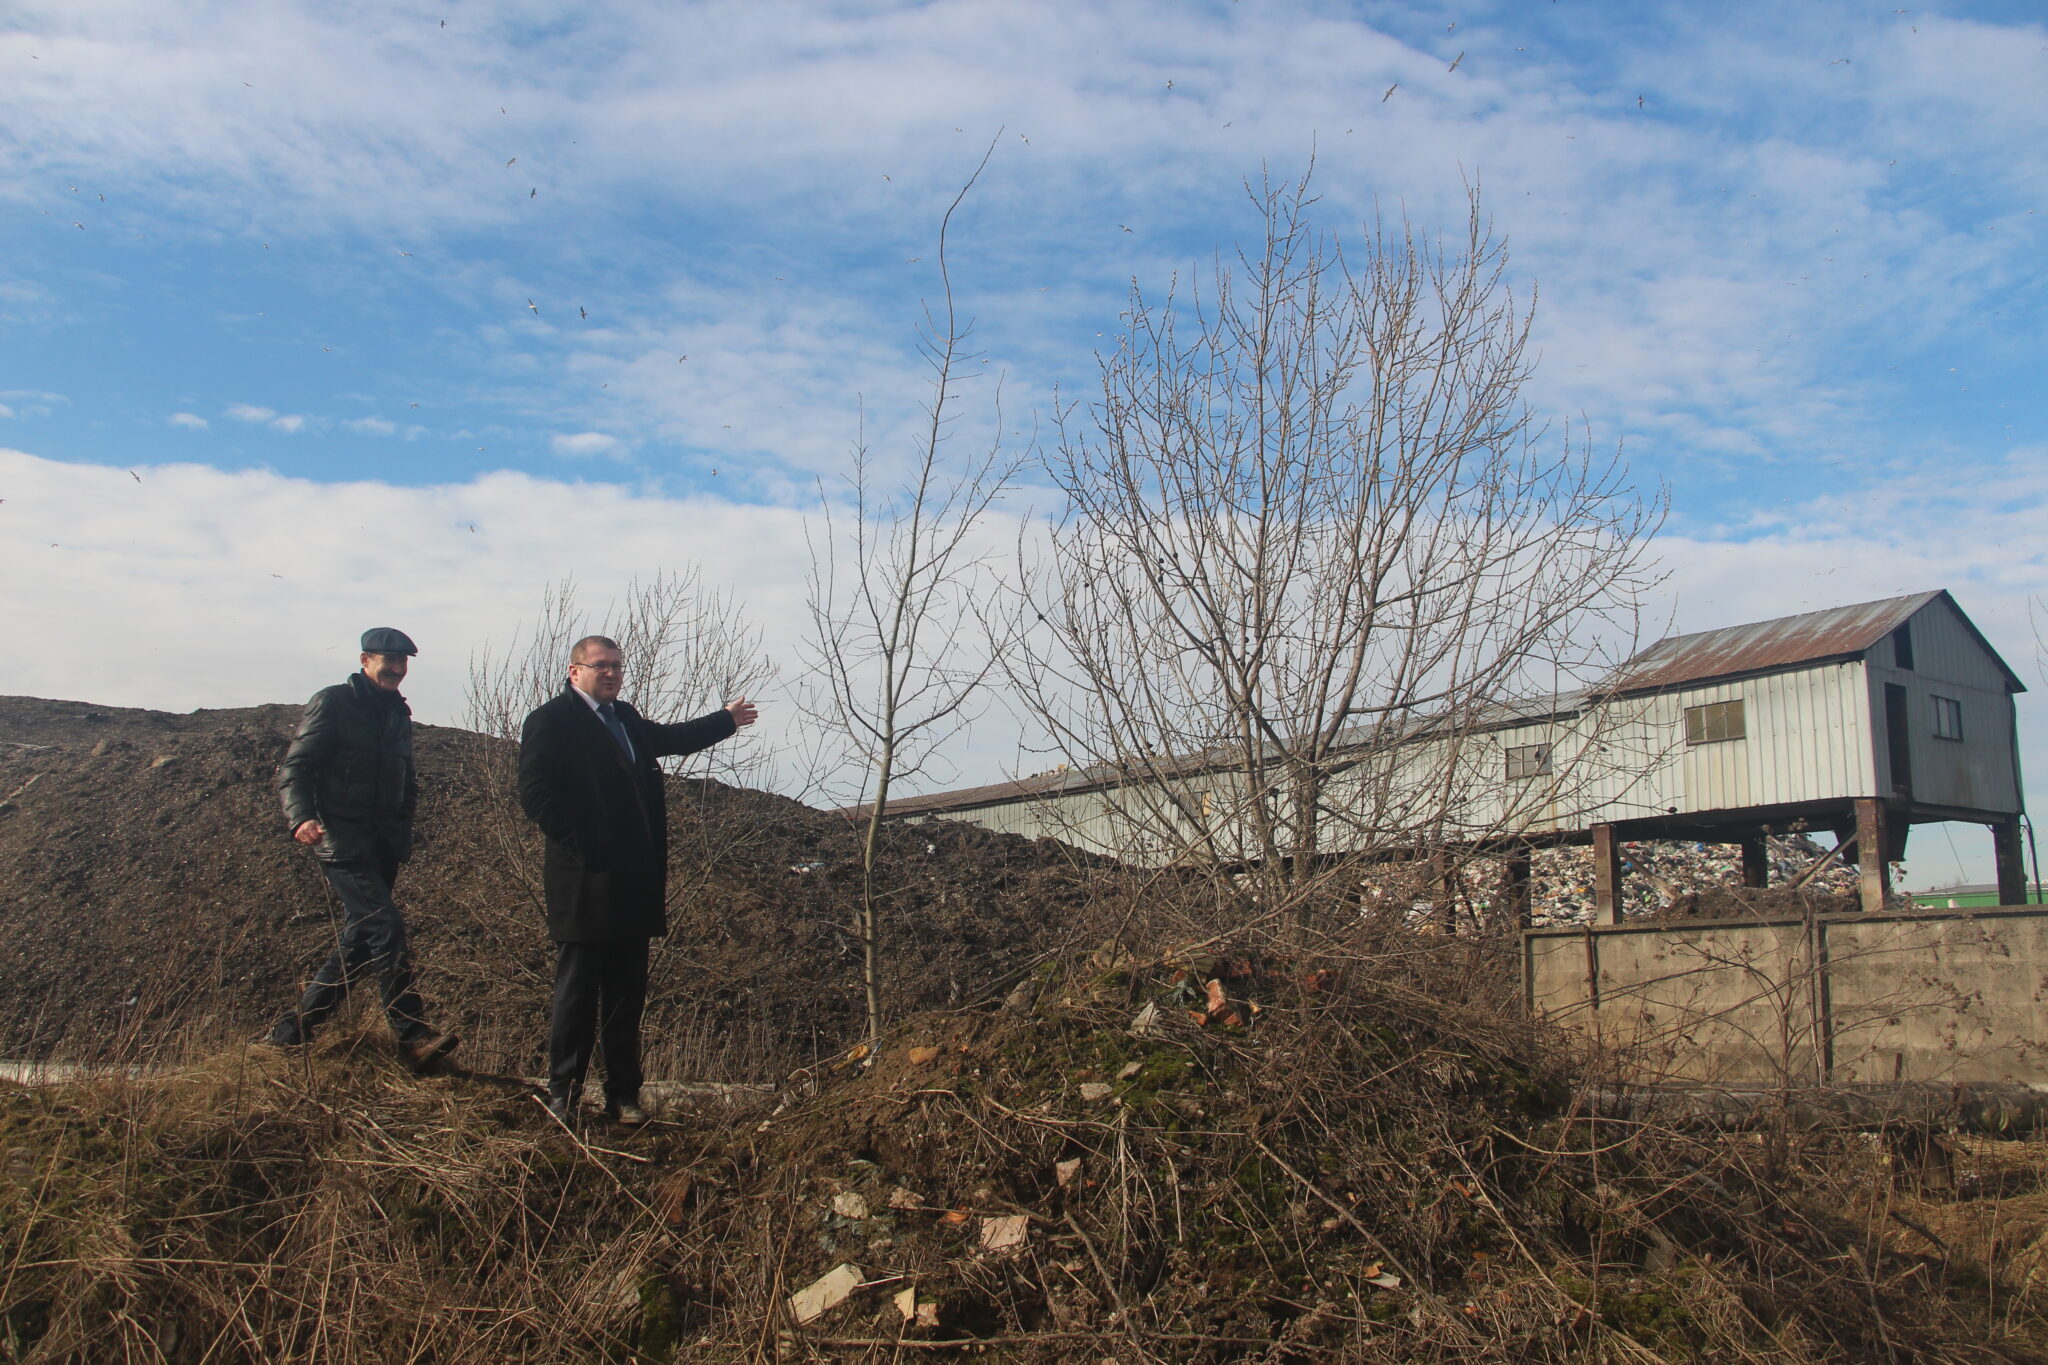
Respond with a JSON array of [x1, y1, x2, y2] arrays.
[[168, 411, 207, 429], [0, 404, 13, 419], [223, 403, 308, 432], [344, 417, 396, 436], [550, 431, 620, 457], [0, 446, 812, 732]]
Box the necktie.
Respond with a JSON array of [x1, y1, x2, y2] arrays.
[[598, 702, 635, 762]]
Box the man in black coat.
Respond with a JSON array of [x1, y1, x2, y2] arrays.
[[517, 634, 758, 1124], [268, 627, 457, 1071]]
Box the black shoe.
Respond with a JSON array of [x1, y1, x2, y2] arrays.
[[545, 1094, 581, 1128], [254, 1028, 306, 1050]]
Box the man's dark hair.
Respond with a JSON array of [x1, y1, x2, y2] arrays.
[[570, 635, 622, 666]]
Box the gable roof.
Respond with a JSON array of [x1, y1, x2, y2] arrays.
[[1607, 589, 2025, 695]]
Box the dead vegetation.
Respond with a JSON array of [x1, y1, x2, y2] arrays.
[[7, 920, 2048, 1364]]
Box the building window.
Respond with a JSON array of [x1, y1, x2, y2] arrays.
[[1505, 743, 1552, 779], [1933, 695, 1963, 741], [1685, 699, 1746, 745], [1893, 623, 1915, 671]]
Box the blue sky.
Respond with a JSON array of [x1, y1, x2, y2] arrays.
[[3, 0, 2044, 885]]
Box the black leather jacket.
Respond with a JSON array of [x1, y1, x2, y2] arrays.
[[276, 672, 418, 864]]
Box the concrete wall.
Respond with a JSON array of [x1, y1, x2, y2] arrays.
[[1526, 907, 2048, 1086]]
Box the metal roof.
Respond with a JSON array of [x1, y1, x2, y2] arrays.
[[864, 590, 2023, 820], [858, 690, 1591, 820], [1605, 589, 2022, 695]]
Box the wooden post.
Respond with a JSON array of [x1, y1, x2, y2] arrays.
[[1592, 824, 1623, 925], [1505, 854, 1533, 931], [1993, 818, 2028, 906], [1855, 798, 1890, 914], [1741, 836, 1770, 889]]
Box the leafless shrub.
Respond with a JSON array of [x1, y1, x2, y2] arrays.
[[800, 140, 1024, 1042]]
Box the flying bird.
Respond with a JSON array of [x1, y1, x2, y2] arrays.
[[506, 157, 517, 166], [1382, 83, 1398, 100], [1447, 51, 1464, 72], [579, 305, 587, 319], [527, 299, 539, 313], [530, 187, 536, 198], [129, 470, 140, 483]]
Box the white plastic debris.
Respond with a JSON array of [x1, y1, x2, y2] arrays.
[[789, 1263, 864, 1324], [832, 1191, 870, 1220], [1078, 1082, 1113, 1102], [979, 1214, 1030, 1253]]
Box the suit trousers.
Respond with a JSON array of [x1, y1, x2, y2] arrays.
[[274, 855, 429, 1045], [548, 939, 650, 1105]]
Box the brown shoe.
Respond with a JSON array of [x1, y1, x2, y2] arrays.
[[397, 1030, 458, 1073]]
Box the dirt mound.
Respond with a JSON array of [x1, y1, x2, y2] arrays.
[[6, 945, 2043, 1363], [0, 695, 1113, 1078]]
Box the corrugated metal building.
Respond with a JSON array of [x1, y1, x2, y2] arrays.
[[869, 591, 2030, 918]]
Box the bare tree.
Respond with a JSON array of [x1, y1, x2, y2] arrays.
[[800, 143, 1023, 1042], [1006, 170, 1663, 924]]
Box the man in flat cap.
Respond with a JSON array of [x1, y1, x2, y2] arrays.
[[264, 628, 457, 1070], [518, 635, 757, 1125]]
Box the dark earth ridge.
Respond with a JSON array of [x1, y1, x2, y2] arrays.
[[0, 695, 1110, 1077]]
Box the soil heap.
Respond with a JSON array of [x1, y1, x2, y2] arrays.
[[0, 696, 1113, 1078]]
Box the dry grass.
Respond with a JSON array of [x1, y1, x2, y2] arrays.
[[6, 934, 2048, 1364]]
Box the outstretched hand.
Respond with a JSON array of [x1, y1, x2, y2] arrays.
[[726, 696, 759, 728]]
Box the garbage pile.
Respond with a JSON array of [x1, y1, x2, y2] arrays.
[[1527, 833, 1864, 926]]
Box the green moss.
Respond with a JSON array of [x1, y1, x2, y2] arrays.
[[636, 1275, 685, 1362]]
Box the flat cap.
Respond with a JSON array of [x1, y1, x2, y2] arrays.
[[360, 626, 419, 656]]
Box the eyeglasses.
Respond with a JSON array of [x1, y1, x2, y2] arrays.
[[573, 660, 626, 673]]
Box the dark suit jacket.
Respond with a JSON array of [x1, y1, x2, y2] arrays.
[[516, 685, 738, 942]]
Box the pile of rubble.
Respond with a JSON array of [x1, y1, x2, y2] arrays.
[[1527, 833, 1863, 926]]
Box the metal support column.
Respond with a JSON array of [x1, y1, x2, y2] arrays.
[[1855, 798, 1890, 914], [1505, 854, 1533, 931], [1994, 818, 2028, 906], [1741, 835, 1770, 889], [1592, 824, 1623, 926]]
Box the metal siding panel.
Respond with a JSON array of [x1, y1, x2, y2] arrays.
[[1913, 599, 2012, 694]]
